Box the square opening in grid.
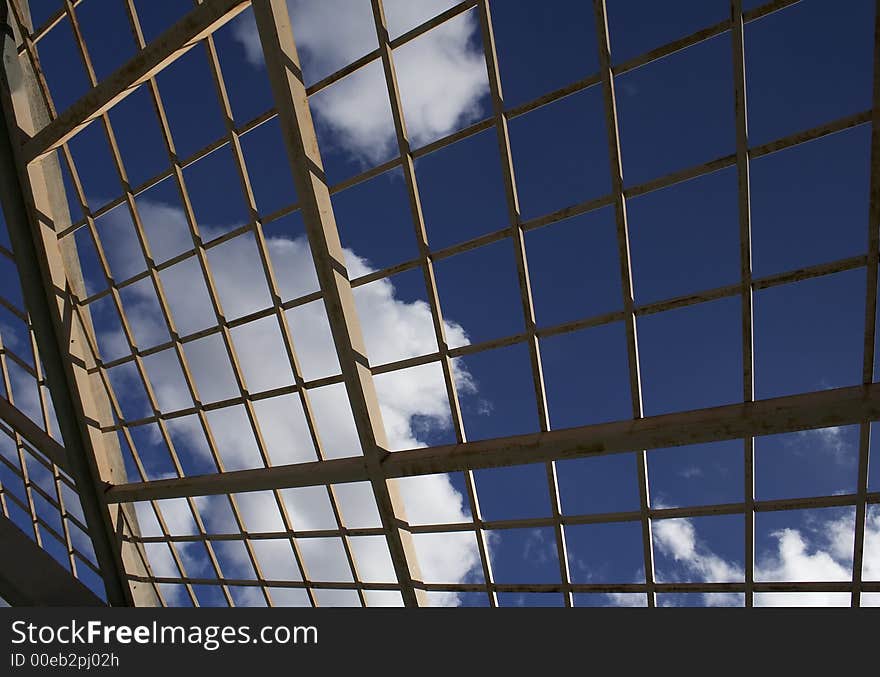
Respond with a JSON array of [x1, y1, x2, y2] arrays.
[[155, 45, 227, 159], [508, 85, 610, 221], [433, 240, 525, 347], [456, 343, 539, 441], [750, 125, 870, 277], [416, 128, 508, 250], [488, 527, 560, 584], [261, 212, 320, 302], [652, 514, 744, 584], [205, 233, 274, 320], [352, 268, 439, 366], [239, 117, 298, 216], [745, 0, 874, 144], [107, 86, 170, 188], [309, 59, 396, 183], [75, 0, 137, 81], [617, 33, 733, 185], [607, 0, 728, 64], [252, 394, 317, 465], [34, 16, 91, 113], [214, 8, 275, 124], [556, 453, 641, 516], [565, 521, 645, 584], [647, 440, 743, 508], [754, 270, 864, 399], [541, 322, 632, 429], [332, 167, 419, 272], [391, 9, 490, 150], [474, 464, 552, 521], [491, 0, 598, 107], [754, 506, 855, 584], [526, 206, 623, 328], [67, 122, 123, 213], [638, 296, 742, 416], [119, 279, 170, 350], [182, 145, 251, 239], [393, 473, 473, 526], [755, 426, 859, 501], [628, 167, 739, 304], [373, 362, 457, 449], [134, 177, 193, 264], [288, 0, 378, 86]]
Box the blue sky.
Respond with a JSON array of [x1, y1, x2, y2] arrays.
[[0, 0, 878, 607]]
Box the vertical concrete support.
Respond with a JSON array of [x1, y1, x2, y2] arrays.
[[251, 0, 425, 606], [0, 1, 157, 606]]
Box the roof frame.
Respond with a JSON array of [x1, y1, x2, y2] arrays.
[[0, 0, 877, 607]]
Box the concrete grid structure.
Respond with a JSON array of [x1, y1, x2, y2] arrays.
[[0, 0, 877, 607]]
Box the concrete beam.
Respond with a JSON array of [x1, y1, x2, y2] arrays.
[[0, 396, 68, 472], [250, 0, 424, 606], [105, 381, 880, 503]]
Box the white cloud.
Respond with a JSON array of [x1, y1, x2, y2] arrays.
[[604, 592, 648, 607], [615, 510, 880, 607], [758, 527, 850, 584], [104, 199, 482, 606], [753, 511, 880, 606], [789, 426, 855, 464], [231, 0, 489, 163], [653, 518, 742, 584]]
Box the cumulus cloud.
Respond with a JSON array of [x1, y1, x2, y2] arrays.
[[231, 0, 489, 163], [94, 200, 482, 606], [753, 511, 880, 607], [653, 518, 742, 584], [616, 510, 880, 607]]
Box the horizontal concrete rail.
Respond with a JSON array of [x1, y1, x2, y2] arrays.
[[106, 381, 880, 503]]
